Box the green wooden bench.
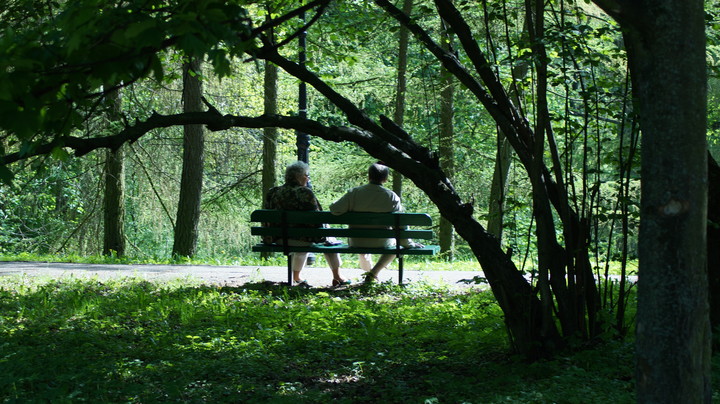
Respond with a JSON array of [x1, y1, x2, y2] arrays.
[[250, 209, 439, 285]]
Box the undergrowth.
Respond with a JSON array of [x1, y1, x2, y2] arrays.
[[0, 276, 647, 403]]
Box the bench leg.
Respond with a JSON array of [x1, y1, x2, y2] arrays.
[[287, 254, 292, 286], [398, 256, 404, 285]]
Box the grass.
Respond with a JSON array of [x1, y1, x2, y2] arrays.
[[0, 275, 653, 403]]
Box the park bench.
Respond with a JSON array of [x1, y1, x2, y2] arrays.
[[250, 209, 439, 285]]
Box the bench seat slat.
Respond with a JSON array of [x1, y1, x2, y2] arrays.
[[250, 227, 434, 239], [252, 243, 439, 255], [250, 210, 432, 226]]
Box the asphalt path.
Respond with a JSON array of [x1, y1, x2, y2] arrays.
[[0, 261, 485, 289]]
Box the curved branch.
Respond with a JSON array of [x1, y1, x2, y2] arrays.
[[375, 0, 534, 164], [258, 0, 332, 50], [254, 44, 439, 170]]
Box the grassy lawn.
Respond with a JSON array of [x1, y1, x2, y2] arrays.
[[0, 275, 713, 403]]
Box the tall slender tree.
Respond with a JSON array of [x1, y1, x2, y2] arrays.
[[486, 2, 530, 240], [262, 60, 279, 198], [391, 0, 413, 196], [262, 15, 279, 200], [438, 19, 455, 258], [172, 58, 205, 258], [103, 89, 126, 257], [261, 56, 279, 261]]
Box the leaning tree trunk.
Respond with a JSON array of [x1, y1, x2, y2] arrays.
[[103, 89, 126, 257], [172, 58, 205, 258], [602, 0, 711, 402]]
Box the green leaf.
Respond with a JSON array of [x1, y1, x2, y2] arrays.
[[51, 146, 71, 161]]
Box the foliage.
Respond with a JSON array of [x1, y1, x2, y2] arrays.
[[0, 0, 254, 182], [0, 276, 652, 403]]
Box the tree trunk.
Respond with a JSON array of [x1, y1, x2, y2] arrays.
[[172, 58, 204, 258], [262, 60, 279, 198], [103, 89, 125, 257], [261, 59, 278, 260], [709, 152, 720, 351], [609, 1, 711, 401], [438, 19, 455, 259], [487, 133, 511, 239], [391, 0, 412, 197], [487, 9, 530, 241]]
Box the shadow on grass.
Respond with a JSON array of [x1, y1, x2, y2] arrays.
[[0, 277, 637, 403]]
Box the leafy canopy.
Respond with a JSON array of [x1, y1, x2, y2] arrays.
[[0, 0, 256, 182]]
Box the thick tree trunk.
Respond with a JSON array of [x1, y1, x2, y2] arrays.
[[614, 1, 711, 402], [103, 89, 125, 257], [172, 59, 205, 258], [707, 152, 719, 350]]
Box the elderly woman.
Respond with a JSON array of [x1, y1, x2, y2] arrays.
[[264, 161, 348, 287]]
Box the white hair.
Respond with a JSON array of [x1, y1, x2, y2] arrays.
[[284, 161, 309, 184]]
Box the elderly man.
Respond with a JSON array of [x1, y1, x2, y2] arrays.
[[330, 162, 422, 282]]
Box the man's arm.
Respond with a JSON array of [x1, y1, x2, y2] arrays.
[[329, 190, 352, 214]]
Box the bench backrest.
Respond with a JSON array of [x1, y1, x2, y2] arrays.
[[250, 210, 434, 240]]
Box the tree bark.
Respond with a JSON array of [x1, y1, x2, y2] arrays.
[[597, 1, 711, 402], [709, 152, 720, 350], [172, 58, 205, 258], [261, 59, 279, 260], [262, 60, 279, 198], [438, 19, 455, 259], [103, 89, 125, 257], [488, 5, 530, 241], [391, 0, 412, 197]]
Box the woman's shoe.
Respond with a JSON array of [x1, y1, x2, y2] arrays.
[[295, 280, 312, 288], [332, 278, 351, 287]]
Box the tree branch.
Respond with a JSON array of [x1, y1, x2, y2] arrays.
[[1, 111, 339, 165], [257, 0, 332, 50], [254, 42, 439, 168]]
